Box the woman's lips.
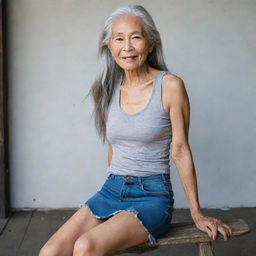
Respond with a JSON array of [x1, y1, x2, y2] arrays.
[[121, 56, 137, 62]]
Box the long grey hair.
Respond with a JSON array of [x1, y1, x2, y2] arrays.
[[85, 5, 170, 144]]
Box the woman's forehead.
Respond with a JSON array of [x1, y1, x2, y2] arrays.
[[112, 29, 143, 37], [111, 14, 144, 34]]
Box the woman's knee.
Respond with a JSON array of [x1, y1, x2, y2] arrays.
[[73, 235, 100, 256], [38, 242, 59, 256]]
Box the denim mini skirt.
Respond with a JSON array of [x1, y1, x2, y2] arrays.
[[79, 173, 175, 245]]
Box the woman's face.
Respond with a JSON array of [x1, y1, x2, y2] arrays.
[[108, 14, 153, 71]]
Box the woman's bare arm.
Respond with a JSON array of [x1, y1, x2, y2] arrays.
[[163, 74, 233, 241]]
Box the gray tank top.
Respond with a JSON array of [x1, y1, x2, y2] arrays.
[[106, 70, 172, 177]]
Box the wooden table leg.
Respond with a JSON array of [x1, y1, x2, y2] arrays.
[[196, 242, 215, 256]]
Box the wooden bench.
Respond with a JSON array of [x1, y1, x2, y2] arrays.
[[113, 218, 250, 256]]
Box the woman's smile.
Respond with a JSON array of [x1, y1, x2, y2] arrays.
[[121, 56, 138, 62]]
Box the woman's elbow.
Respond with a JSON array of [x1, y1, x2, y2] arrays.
[[171, 143, 191, 160]]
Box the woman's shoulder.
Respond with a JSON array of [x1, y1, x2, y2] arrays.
[[162, 72, 185, 91], [161, 72, 188, 110], [161, 72, 189, 114]]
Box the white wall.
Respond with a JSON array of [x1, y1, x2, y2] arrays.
[[7, 0, 256, 209]]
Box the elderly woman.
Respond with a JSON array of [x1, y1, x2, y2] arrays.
[[39, 5, 233, 256]]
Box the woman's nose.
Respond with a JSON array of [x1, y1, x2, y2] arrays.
[[123, 39, 134, 51]]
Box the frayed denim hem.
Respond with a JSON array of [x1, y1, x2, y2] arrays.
[[78, 203, 157, 246]]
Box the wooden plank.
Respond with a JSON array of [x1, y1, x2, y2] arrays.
[[197, 242, 215, 256], [0, 211, 32, 256], [157, 218, 251, 245], [113, 218, 251, 254], [17, 209, 75, 256], [0, 217, 8, 234]]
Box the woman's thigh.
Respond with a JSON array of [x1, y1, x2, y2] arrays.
[[73, 210, 149, 256], [39, 205, 105, 256]]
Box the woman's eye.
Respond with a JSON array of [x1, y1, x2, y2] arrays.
[[114, 36, 140, 41]]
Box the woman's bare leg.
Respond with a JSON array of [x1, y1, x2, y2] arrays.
[[72, 211, 150, 256], [38, 205, 105, 256]]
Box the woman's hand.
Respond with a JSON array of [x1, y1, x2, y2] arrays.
[[192, 212, 233, 241]]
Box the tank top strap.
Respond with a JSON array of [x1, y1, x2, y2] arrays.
[[149, 70, 170, 114], [111, 75, 122, 108]]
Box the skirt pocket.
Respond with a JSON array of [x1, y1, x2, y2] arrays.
[[141, 180, 170, 196]]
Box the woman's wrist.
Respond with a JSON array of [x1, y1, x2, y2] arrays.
[[190, 207, 203, 220]]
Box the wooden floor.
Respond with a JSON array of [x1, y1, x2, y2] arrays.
[[0, 207, 255, 256]]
